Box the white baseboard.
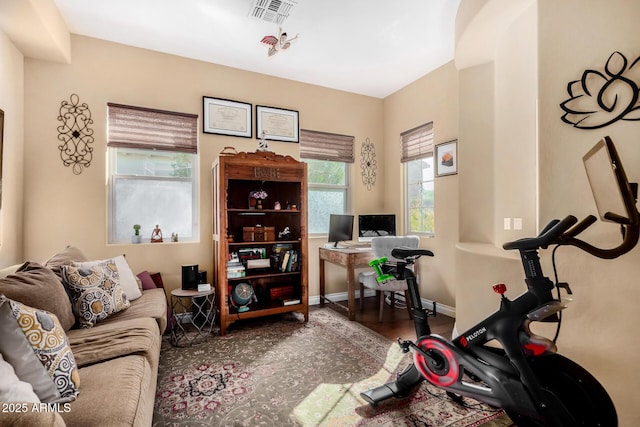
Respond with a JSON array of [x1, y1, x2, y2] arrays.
[[309, 290, 455, 318]]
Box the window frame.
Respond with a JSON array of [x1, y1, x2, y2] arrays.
[[401, 122, 435, 236], [300, 129, 354, 236], [106, 104, 199, 244]]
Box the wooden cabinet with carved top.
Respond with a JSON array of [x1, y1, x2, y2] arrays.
[[212, 151, 308, 335]]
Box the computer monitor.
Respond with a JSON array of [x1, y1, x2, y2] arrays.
[[358, 214, 396, 242], [328, 214, 354, 247], [583, 137, 638, 225]]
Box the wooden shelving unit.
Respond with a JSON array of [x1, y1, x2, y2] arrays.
[[212, 151, 308, 335]]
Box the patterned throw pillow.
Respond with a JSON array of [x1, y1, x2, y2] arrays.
[[0, 295, 80, 403], [61, 261, 131, 328]]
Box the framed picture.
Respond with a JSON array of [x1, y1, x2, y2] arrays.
[[256, 105, 299, 143], [435, 140, 457, 177], [203, 97, 252, 138]]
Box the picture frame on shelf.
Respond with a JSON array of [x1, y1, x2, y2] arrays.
[[435, 139, 458, 177], [256, 105, 299, 143], [203, 96, 252, 138]]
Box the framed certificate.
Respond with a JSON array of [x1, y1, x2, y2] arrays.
[[203, 97, 252, 138], [256, 105, 299, 143]]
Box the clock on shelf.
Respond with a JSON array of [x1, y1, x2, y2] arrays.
[[230, 282, 255, 313]]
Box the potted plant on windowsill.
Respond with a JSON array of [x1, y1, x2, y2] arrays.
[[132, 224, 142, 243]]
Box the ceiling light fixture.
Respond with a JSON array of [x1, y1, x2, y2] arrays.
[[261, 29, 299, 56]]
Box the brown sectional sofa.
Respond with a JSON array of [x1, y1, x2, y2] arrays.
[[0, 247, 167, 427]]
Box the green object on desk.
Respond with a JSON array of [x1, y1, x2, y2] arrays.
[[368, 257, 394, 283]]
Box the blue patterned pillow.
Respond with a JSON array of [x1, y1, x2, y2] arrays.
[[62, 261, 130, 328], [0, 295, 80, 403]]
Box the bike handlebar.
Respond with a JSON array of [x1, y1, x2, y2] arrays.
[[503, 216, 578, 251], [504, 214, 640, 260]]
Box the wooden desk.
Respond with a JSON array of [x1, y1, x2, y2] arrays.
[[319, 247, 375, 320]]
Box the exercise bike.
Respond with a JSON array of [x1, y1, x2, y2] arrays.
[[361, 137, 639, 426]]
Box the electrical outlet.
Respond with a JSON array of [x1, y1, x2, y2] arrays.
[[503, 218, 512, 230], [513, 218, 523, 230]]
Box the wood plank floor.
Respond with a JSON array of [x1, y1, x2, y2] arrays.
[[313, 294, 455, 342]]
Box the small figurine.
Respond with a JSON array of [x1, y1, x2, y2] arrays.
[[151, 224, 163, 243], [171, 233, 178, 242], [257, 131, 270, 152], [278, 226, 292, 240], [274, 201, 281, 210]]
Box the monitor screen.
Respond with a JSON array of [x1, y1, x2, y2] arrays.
[[358, 214, 396, 242], [328, 214, 354, 247], [583, 137, 637, 225]]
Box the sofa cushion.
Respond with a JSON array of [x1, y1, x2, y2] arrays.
[[0, 295, 80, 403], [44, 245, 89, 278], [0, 262, 76, 331], [74, 255, 142, 301], [61, 354, 156, 427], [61, 262, 130, 328], [67, 316, 160, 368], [95, 288, 167, 335], [0, 352, 40, 403]]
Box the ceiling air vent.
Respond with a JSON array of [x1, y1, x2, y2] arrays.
[[249, 0, 298, 25]]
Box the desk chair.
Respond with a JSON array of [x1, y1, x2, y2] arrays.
[[358, 235, 420, 322]]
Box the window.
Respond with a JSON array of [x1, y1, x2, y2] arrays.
[[402, 122, 435, 234], [107, 103, 198, 244], [300, 129, 354, 234]]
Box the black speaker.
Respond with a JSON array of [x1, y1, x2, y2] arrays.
[[182, 264, 198, 290], [198, 270, 207, 284]]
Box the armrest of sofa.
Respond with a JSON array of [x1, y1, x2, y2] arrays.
[[0, 409, 66, 426]]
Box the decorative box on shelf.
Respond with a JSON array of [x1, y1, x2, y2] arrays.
[[243, 226, 275, 242], [270, 285, 294, 300]]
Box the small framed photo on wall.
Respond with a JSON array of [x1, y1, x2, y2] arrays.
[[435, 140, 457, 177]]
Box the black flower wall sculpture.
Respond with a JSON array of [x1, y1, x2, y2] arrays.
[[560, 51, 640, 129], [57, 93, 94, 174]]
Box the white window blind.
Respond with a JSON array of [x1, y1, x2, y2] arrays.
[[300, 129, 354, 163], [400, 122, 434, 163], [107, 103, 198, 153]]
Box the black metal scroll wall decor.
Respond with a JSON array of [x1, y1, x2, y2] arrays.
[[57, 93, 94, 174], [560, 51, 640, 129], [360, 137, 377, 190]]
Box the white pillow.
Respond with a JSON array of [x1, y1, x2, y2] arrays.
[[73, 255, 142, 301], [0, 353, 40, 403]]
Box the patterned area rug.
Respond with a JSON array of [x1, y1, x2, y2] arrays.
[[153, 308, 513, 427]]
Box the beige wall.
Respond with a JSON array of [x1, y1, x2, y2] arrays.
[[0, 29, 24, 266], [537, 0, 640, 424], [453, 0, 640, 423], [383, 61, 459, 309], [20, 35, 384, 294]]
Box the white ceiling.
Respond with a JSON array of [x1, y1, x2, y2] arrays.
[[52, 0, 460, 98]]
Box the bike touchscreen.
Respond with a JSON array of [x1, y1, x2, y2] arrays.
[[583, 136, 638, 226]]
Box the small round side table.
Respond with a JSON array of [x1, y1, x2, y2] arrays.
[[170, 288, 216, 347]]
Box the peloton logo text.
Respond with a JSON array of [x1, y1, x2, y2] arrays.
[[460, 327, 487, 347]]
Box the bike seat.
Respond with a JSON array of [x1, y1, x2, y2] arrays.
[[391, 247, 434, 260]]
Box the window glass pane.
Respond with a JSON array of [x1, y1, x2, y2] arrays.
[[306, 159, 346, 185], [114, 148, 193, 178], [113, 178, 193, 242], [406, 157, 434, 234], [307, 188, 347, 233]]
